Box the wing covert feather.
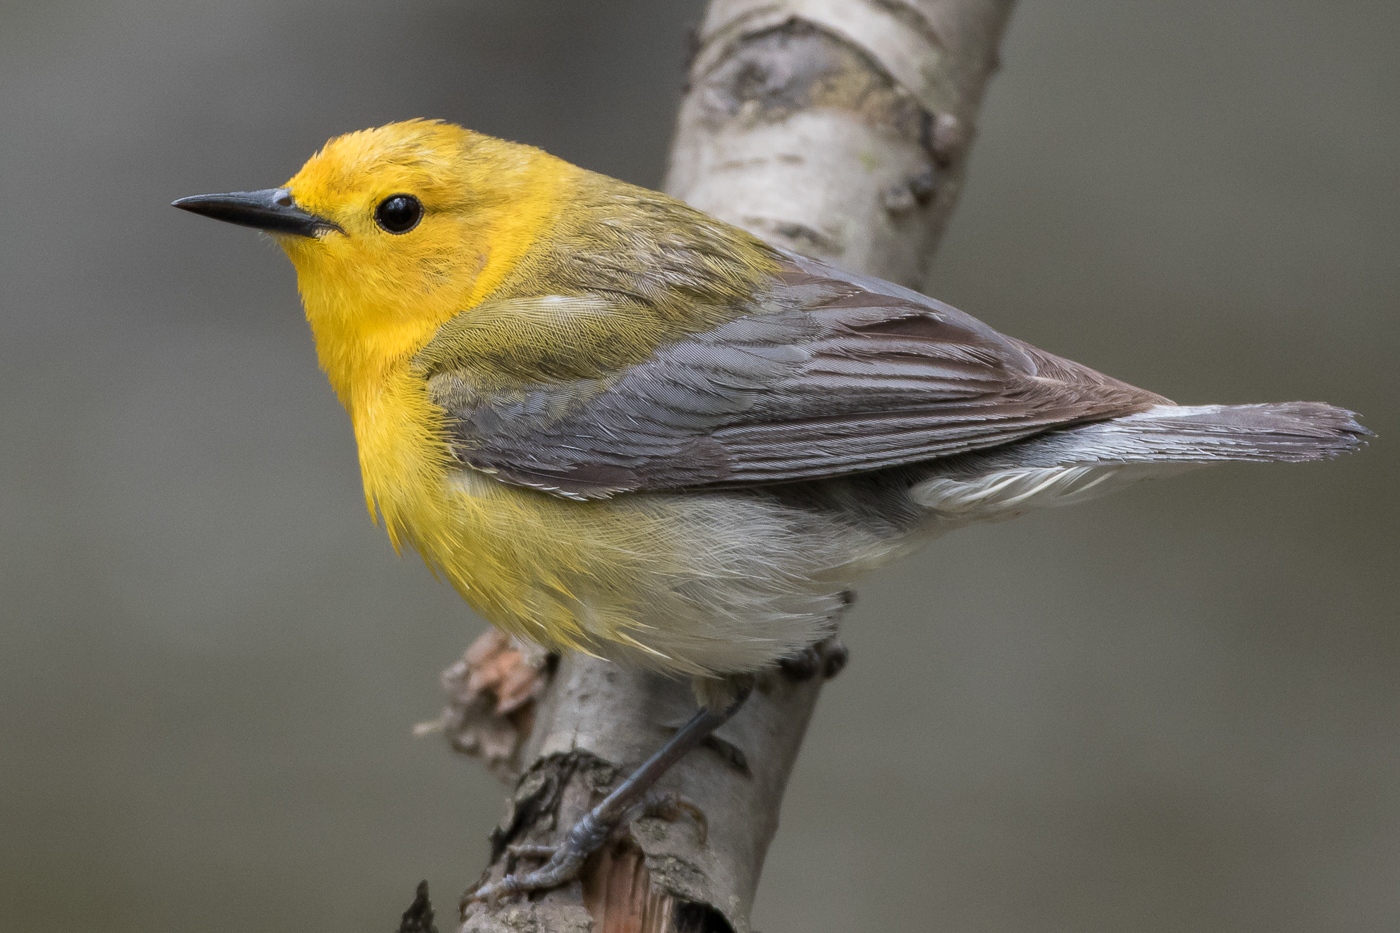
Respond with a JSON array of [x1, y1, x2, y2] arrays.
[[418, 252, 1166, 498]]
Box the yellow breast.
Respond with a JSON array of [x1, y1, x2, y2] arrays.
[[350, 363, 687, 658]]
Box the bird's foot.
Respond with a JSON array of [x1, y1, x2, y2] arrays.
[[467, 790, 706, 905], [777, 633, 849, 682]]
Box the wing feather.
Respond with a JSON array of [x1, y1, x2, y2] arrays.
[[418, 251, 1166, 498]]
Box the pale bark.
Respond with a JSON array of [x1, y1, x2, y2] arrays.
[[452, 2, 1014, 931]]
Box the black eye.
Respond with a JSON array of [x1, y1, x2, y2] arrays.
[[374, 194, 422, 234]]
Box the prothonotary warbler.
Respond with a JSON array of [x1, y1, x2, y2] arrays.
[[174, 119, 1367, 900]]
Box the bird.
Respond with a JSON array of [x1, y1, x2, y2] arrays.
[[173, 119, 1367, 901]]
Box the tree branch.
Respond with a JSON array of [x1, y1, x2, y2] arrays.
[[451, 3, 1014, 930]]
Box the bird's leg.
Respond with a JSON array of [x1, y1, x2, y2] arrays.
[[466, 686, 751, 905]]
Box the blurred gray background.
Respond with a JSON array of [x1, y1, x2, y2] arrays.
[[2, 2, 1395, 931]]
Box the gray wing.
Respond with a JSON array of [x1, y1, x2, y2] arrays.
[[418, 252, 1168, 499]]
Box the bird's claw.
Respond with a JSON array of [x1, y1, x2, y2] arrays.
[[467, 843, 589, 907], [777, 634, 849, 682], [465, 790, 710, 905], [505, 843, 557, 862]]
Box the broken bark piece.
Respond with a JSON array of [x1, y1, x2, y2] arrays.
[[416, 629, 554, 782], [397, 881, 440, 933]]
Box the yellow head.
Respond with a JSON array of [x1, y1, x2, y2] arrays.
[[287, 121, 577, 403], [176, 120, 573, 407]]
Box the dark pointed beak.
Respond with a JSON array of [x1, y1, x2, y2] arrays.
[[171, 188, 342, 237]]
